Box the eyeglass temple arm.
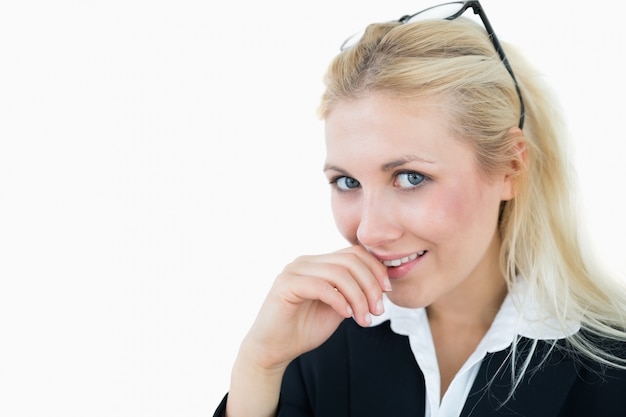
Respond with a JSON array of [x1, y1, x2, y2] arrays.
[[470, 2, 525, 128]]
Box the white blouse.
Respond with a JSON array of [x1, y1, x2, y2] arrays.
[[368, 280, 580, 417]]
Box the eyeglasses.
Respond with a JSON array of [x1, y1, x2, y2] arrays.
[[340, 1, 525, 129]]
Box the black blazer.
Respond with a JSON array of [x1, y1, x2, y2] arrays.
[[214, 319, 626, 416]]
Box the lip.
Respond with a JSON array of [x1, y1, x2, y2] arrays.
[[371, 250, 427, 280]]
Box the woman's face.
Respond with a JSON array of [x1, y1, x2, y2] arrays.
[[324, 94, 515, 309]]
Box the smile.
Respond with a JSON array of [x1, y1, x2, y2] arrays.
[[380, 251, 426, 267]]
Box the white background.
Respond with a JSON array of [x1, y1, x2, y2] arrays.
[[1, 1, 624, 416]]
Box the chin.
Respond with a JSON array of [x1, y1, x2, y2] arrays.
[[387, 291, 431, 309]]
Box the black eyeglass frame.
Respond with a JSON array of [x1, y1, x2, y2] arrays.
[[343, 1, 526, 129]]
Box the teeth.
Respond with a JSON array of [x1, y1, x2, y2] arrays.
[[385, 259, 402, 267], [382, 251, 425, 267]]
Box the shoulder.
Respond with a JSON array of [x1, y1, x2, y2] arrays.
[[326, 318, 405, 346], [465, 336, 626, 416], [295, 318, 412, 370], [524, 334, 626, 383], [280, 319, 425, 416], [559, 335, 626, 414], [567, 332, 626, 382], [536, 335, 626, 407]]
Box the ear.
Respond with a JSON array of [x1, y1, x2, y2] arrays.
[[500, 127, 527, 201]]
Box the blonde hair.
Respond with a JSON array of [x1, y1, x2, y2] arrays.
[[319, 18, 626, 377]]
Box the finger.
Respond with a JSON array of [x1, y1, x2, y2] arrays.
[[285, 259, 378, 326], [343, 246, 392, 292], [296, 251, 385, 317], [275, 272, 354, 320]]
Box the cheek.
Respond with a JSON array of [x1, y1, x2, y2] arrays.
[[413, 185, 484, 240], [331, 195, 360, 244], [438, 190, 473, 225]]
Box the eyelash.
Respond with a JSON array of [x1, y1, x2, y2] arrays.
[[328, 176, 360, 192], [328, 171, 430, 192], [394, 170, 430, 190]]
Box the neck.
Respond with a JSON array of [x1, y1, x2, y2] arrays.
[[426, 233, 507, 329]]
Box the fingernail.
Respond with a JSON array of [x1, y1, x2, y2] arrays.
[[347, 305, 354, 317], [383, 277, 392, 292], [364, 313, 372, 326], [376, 298, 384, 315]]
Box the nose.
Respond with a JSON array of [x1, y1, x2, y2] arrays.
[[356, 192, 403, 248]]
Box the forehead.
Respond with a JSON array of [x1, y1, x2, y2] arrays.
[[325, 93, 449, 138], [322, 94, 492, 183], [324, 94, 470, 163]]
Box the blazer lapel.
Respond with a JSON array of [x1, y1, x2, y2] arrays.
[[461, 339, 581, 417]]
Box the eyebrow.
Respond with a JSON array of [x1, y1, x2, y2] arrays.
[[322, 164, 351, 177], [380, 154, 434, 172], [323, 154, 434, 174]]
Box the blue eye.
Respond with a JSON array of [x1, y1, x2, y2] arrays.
[[396, 172, 425, 188], [333, 176, 361, 191]]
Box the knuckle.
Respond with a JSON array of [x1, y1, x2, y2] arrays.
[[292, 254, 312, 263]]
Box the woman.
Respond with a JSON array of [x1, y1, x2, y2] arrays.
[[216, 2, 626, 416]]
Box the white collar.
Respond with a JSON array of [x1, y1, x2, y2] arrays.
[[368, 279, 580, 417], [369, 278, 580, 349]]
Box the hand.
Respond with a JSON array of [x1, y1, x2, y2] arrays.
[[226, 245, 390, 417], [240, 245, 391, 372]]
